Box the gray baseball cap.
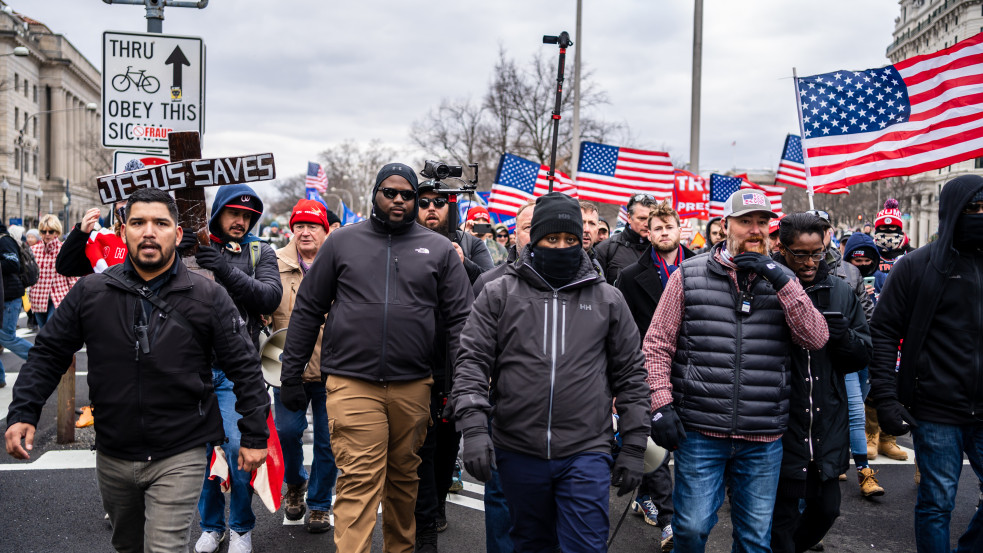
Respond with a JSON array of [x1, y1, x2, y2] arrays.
[[722, 189, 778, 219]]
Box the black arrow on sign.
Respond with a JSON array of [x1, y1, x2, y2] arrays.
[[164, 45, 191, 89]]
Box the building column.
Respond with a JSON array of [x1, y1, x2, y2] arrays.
[[918, 193, 931, 247]]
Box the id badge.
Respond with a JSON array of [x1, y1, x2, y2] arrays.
[[737, 291, 752, 315]]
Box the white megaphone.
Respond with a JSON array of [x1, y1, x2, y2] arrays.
[[258, 328, 287, 388], [643, 437, 668, 473]]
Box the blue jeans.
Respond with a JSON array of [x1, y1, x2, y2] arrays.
[[672, 432, 783, 553], [845, 369, 870, 458], [272, 383, 337, 512], [197, 369, 256, 534], [496, 448, 610, 553], [34, 298, 55, 330], [911, 419, 983, 553], [0, 298, 33, 382], [484, 465, 514, 553]]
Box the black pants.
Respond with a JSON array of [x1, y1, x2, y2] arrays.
[[638, 454, 674, 527], [415, 392, 462, 529], [771, 477, 841, 553]]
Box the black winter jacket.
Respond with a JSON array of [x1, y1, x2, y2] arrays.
[[55, 224, 96, 277], [280, 218, 473, 384], [869, 175, 983, 424], [452, 246, 650, 459], [0, 226, 24, 301], [826, 247, 874, 321], [594, 226, 648, 285], [456, 230, 495, 283], [6, 261, 270, 461], [615, 244, 696, 344], [776, 261, 871, 483]]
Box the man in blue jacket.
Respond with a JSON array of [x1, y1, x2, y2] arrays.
[[193, 184, 283, 553]]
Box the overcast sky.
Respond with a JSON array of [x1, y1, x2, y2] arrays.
[[20, 0, 900, 202]]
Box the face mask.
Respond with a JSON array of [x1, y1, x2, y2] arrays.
[[856, 262, 877, 277], [531, 245, 582, 288], [955, 213, 983, 248], [873, 230, 904, 251]]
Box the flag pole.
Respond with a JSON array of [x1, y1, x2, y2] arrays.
[[792, 67, 815, 210]]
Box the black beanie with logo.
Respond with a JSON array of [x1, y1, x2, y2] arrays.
[[530, 193, 583, 246]]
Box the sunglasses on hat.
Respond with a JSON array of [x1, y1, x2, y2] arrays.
[[418, 197, 448, 209], [805, 209, 831, 223], [379, 187, 416, 201]]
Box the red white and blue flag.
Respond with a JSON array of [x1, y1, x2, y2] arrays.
[[488, 153, 576, 218], [776, 134, 850, 194], [617, 205, 630, 227], [796, 33, 983, 191], [575, 141, 674, 205], [709, 174, 785, 218], [306, 161, 328, 194]]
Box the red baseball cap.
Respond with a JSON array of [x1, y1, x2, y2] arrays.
[[467, 206, 491, 222], [290, 199, 329, 230]]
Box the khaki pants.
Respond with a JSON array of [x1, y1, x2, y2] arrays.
[[96, 447, 207, 553], [326, 374, 432, 553]]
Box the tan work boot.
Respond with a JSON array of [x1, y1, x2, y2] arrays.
[[859, 467, 885, 497], [865, 404, 879, 459], [878, 434, 909, 461], [283, 482, 308, 521], [914, 461, 921, 485]]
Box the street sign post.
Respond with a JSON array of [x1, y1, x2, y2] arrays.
[[102, 31, 205, 149]]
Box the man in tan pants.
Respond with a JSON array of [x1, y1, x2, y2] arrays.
[[279, 163, 473, 553]]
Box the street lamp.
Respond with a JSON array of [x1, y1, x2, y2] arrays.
[[0, 47, 29, 58], [17, 102, 97, 223]]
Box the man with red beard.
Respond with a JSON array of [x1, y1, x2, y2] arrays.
[[615, 200, 695, 549], [642, 189, 828, 552]]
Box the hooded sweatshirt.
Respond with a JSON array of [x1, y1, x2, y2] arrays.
[[869, 175, 983, 423], [207, 184, 283, 345], [843, 232, 888, 299]]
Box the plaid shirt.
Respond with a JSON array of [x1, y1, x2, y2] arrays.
[[29, 239, 78, 313], [642, 250, 829, 443]]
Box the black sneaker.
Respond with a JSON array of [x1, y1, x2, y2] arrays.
[[415, 522, 438, 553], [435, 500, 448, 533]]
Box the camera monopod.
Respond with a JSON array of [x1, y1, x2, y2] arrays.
[[542, 31, 573, 194]]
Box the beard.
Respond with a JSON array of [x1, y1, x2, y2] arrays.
[[654, 238, 680, 254], [726, 234, 770, 255], [423, 216, 447, 234], [129, 241, 175, 273]]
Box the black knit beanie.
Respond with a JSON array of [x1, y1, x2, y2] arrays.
[[530, 193, 583, 246], [374, 163, 418, 195]]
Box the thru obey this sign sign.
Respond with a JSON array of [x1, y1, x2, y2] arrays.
[[97, 153, 275, 204], [102, 31, 205, 149]]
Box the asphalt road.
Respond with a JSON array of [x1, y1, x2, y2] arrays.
[[1, 319, 980, 553]]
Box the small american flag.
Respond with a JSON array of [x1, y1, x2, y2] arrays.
[[306, 162, 328, 194], [617, 205, 630, 227], [796, 33, 983, 191], [576, 141, 674, 205], [776, 134, 850, 194], [488, 153, 576, 217], [709, 174, 785, 218]]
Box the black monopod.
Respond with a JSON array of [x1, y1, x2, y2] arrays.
[[542, 31, 573, 194]]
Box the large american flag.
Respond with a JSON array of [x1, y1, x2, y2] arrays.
[[709, 174, 785, 218], [575, 141, 674, 205], [488, 153, 576, 217], [306, 161, 328, 194], [776, 134, 807, 188], [797, 33, 983, 191]]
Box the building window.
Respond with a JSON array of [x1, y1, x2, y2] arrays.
[[975, 157, 983, 169], [32, 153, 37, 175], [13, 147, 19, 170], [32, 118, 36, 138], [22, 79, 26, 97], [13, 72, 18, 91], [14, 107, 18, 129], [32, 85, 36, 103]]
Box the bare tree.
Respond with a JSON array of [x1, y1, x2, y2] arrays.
[[318, 139, 403, 215], [781, 176, 931, 231]]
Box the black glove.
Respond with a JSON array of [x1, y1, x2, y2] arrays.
[[462, 426, 496, 482], [733, 253, 790, 291], [195, 245, 232, 278], [611, 444, 644, 496], [279, 377, 307, 412], [876, 400, 918, 436], [824, 313, 850, 341], [650, 404, 686, 451], [177, 228, 199, 256]]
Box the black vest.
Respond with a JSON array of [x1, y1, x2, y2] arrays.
[[671, 251, 793, 436]]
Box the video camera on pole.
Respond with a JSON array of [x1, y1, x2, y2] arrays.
[[419, 159, 479, 242]]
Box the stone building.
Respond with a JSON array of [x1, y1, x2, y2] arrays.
[[0, 2, 106, 229], [885, 0, 983, 247]]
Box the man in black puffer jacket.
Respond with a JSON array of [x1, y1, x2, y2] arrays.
[[594, 194, 658, 284], [869, 175, 983, 553], [769, 213, 871, 553], [0, 222, 29, 387], [280, 163, 473, 553], [453, 193, 649, 552], [5, 188, 269, 552]]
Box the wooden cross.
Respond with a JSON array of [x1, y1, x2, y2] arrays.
[[95, 131, 277, 250]]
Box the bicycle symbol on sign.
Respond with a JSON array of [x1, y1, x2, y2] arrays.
[[111, 66, 160, 94]]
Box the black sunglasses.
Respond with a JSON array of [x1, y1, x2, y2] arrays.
[[379, 187, 416, 201], [418, 197, 448, 209], [805, 209, 831, 223]]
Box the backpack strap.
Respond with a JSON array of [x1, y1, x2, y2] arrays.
[[248, 241, 261, 278], [103, 269, 211, 355]]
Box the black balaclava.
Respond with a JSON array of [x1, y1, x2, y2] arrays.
[[955, 185, 983, 251], [529, 193, 584, 288], [370, 163, 419, 234]]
